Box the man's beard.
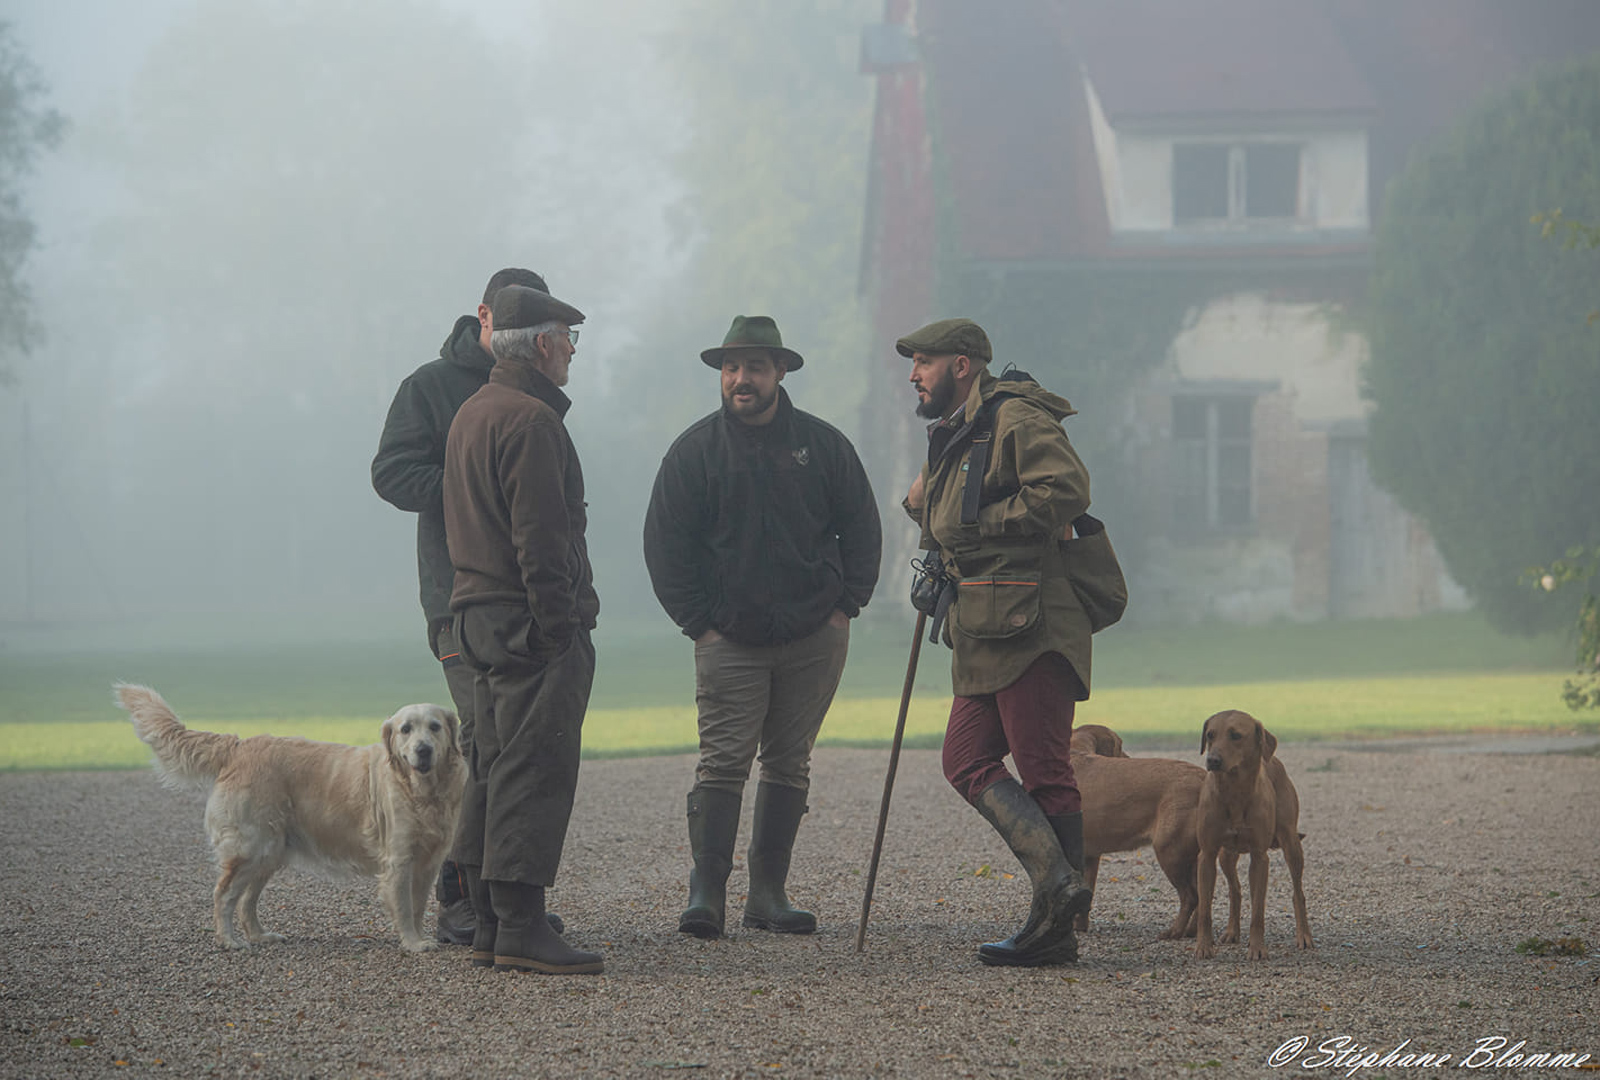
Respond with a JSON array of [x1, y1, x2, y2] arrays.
[[724, 382, 779, 419], [914, 367, 957, 419]]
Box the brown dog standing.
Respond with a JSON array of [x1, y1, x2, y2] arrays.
[[1071, 722, 1243, 938], [1076, 751, 1214, 938], [1193, 709, 1313, 960]]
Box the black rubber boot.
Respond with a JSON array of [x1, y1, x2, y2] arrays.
[[1049, 811, 1090, 880], [679, 786, 742, 938], [741, 782, 817, 934], [489, 881, 603, 975], [435, 860, 475, 947], [1049, 809, 1093, 935], [972, 779, 1089, 967]]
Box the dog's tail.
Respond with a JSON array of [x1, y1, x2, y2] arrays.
[[114, 683, 239, 794]]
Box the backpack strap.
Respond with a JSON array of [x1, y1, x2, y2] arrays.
[[960, 428, 994, 526], [958, 391, 1018, 526]]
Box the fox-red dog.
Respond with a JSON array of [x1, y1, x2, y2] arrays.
[[1193, 709, 1313, 960], [116, 683, 465, 952]]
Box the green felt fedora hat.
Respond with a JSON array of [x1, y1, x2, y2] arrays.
[[700, 315, 804, 370]]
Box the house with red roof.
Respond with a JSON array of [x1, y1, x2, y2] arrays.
[[859, 0, 1600, 622]]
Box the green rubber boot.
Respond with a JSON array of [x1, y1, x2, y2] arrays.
[[972, 780, 1089, 967], [679, 786, 742, 938], [741, 782, 817, 934]]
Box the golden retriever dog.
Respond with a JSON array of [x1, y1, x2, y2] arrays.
[[1193, 709, 1313, 961], [115, 683, 466, 953]]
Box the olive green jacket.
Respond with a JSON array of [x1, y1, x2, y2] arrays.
[[906, 371, 1093, 698]]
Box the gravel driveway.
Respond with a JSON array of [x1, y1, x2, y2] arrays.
[[3, 737, 1597, 1078]]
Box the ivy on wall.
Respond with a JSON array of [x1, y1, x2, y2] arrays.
[[944, 263, 1229, 565]]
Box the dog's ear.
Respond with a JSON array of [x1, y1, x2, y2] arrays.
[[1260, 723, 1277, 761], [443, 708, 461, 753], [1200, 715, 1213, 755], [382, 716, 401, 768]]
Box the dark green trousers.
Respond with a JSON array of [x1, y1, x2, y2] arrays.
[[430, 618, 480, 904], [452, 603, 594, 886]]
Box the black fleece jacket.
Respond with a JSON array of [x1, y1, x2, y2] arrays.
[[371, 315, 492, 626], [643, 388, 882, 646]]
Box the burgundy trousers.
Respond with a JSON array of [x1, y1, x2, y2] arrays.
[[941, 650, 1082, 815]]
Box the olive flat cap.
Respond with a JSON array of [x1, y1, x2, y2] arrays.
[[700, 315, 804, 370], [490, 284, 585, 331], [895, 317, 991, 363]]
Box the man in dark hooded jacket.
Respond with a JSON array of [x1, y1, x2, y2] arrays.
[[371, 267, 559, 946]]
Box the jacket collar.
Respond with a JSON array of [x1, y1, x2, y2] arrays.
[[961, 370, 999, 424], [488, 360, 572, 419], [444, 314, 494, 373]]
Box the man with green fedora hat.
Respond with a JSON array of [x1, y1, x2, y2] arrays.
[[699, 314, 804, 371], [646, 315, 881, 939]]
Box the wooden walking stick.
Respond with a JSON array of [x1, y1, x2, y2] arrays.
[[855, 609, 928, 952]]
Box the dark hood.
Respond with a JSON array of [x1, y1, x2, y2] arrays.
[[443, 314, 494, 374]]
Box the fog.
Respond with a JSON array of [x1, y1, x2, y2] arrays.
[[2, 0, 877, 648], [4, 1, 1596, 654]]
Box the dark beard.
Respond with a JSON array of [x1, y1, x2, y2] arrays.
[[723, 383, 779, 420], [914, 368, 956, 419]]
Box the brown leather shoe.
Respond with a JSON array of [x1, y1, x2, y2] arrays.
[[490, 882, 603, 975]]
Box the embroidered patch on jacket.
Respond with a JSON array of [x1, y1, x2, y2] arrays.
[[792, 447, 811, 466]]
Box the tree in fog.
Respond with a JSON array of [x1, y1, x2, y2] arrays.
[[1365, 54, 1600, 631], [0, 21, 65, 381], [578, 0, 880, 617], [95, 0, 547, 613], [643, 0, 878, 427]]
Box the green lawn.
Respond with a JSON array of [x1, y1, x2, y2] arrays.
[[1, 611, 1590, 771]]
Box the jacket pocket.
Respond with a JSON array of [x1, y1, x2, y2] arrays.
[[953, 574, 1041, 639]]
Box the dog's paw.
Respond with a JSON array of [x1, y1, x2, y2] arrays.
[[1248, 942, 1268, 961], [1295, 932, 1315, 950], [401, 938, 439, 953], [1193, 941, 1216, 960], [250, 932, 287, 945], [218, 936, 250, 951], [1219, 926, 1240, 945]]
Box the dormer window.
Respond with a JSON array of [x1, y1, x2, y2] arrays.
[[1173, 142, 1302, 226]]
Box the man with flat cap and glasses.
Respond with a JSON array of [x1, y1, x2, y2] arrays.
[[898, 316, 1098, 968], [644, 315, 882, 940], [442, 283, 601, 974], [371, 267, 567, 949]]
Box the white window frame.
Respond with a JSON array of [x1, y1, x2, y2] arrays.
[[1172, 393, 1256, 531], [1172, 142, 1304, 227]]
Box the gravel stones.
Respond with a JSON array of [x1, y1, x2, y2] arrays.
[[2, 739, 1596, 1078]]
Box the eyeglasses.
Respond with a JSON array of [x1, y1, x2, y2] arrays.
[[564, 328, 580, 346]]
